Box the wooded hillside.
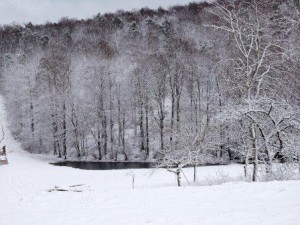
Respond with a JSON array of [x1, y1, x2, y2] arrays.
[[0, 0, 299, 174]]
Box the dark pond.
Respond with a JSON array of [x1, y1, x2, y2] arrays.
[[51, 161, 155, 170]]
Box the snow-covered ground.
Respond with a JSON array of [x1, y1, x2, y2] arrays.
[[1, 96, 300, 225]]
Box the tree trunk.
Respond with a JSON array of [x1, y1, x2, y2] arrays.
[[62, 100, 67, 160], [71, 104, 81, 157], [122, 112, 127, 161], [81, 131, 86, 157], [176, 169, 181, 187], [251, 123, 258, 182], [109, 78, 114, 160], [28, 78, 35, 140], [193, 165, 197, 182], [176, 96, 181, 137], [29, 93, 35, 140], [102, 112, 107, 158], [145, 100, 149, 158], [189, 80, 194, 131], [244, 154, 249, 179], [51, 110, 57, 155], [196, 79, 201, 134], [97, 127, 102, 160], [265, 143, 273, 181], [57, 141, 62, 158], [109, 86, 114, 160], [117, 85, 122, 160], [139, 100, 145, 152], [159, 114, 164, 153], [216, 73, 226, 159], [50, 94, 58, 156], [99, 87, 107, 159], [170, 81, 175, 148]]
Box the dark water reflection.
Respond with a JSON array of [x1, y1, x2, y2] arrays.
[[51, 161, 155, 170]]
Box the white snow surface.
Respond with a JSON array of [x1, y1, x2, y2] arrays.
[[1, 95, 300, 225]]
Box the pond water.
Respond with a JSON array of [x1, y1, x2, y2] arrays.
[[51, 161, 155, 170]]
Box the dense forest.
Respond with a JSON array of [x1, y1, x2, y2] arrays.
[[0, 0, 300, 180]]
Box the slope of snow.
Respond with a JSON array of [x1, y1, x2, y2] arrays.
[[1, 95, 300, 225]]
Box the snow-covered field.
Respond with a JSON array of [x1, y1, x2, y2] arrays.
[[1, 96, 300, 225]]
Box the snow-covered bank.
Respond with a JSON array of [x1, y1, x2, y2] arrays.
[[1, 95, 300, 225], [1, 154, 300, 225]]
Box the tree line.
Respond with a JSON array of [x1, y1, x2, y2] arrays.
[[0, 0, 300, 182]]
